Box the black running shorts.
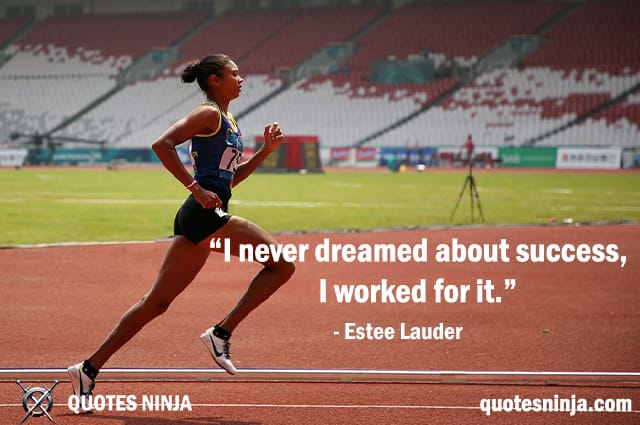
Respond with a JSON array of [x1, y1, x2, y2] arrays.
[[173, 193, 231, 244]]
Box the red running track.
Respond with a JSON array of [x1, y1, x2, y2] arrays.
[[1, 224, 638, 424]]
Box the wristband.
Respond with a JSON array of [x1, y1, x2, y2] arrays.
[[185, 180, 198, 190]]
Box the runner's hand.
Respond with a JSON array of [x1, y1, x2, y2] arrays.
[[263, 122, 284, 153], [193, 186, 222, 209]]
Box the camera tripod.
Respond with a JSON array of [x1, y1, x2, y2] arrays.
[[450, 159, 484, 223]]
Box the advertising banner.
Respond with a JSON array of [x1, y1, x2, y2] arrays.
[[329, 147, 351, 165], [256, 135, 322, 172], [355, 147, 378, 167], [556, 148, 621, 170], [0, 149, 28, 167], [379, 147, 438, 167], [497, 147, 557, 167]]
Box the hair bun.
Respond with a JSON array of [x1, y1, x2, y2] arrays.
[[181, 62, 200, 83]]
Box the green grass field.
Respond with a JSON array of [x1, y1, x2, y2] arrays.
[[1, 167, 638, 245]]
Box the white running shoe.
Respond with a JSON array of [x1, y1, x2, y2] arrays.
[[200, 327, 238, 375], [67, 362, 96, 414]]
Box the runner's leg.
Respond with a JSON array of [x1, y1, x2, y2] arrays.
[[200, 215, 295, 332], [88, 235, 210, 369]]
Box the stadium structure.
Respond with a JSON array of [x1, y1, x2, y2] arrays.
[[0, 0, 638, 169]]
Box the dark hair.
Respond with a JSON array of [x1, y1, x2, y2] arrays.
[[181, 53, 233, 92]]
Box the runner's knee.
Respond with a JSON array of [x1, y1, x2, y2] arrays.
[[276, 259, 295, 280], [139, 294, 173, 316]]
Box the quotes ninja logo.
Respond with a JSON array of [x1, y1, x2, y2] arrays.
[[16, 380, 59, 423]]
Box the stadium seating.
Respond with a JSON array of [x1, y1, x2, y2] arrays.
[[1, 1, 638, 152], [0, 16, 31, 45], [542, 91, 640, 147], [172, 8, 298, 75], [59, 4, 387, 147], [240, 5, 384, 74], [239, 0, 565, 147], [12, 12, 205, 74], [46, 8, 290, 146], [524, 0, 640, 73], [366, 0, 640, 148], [378, 66, 638, 148], [343, 1, 565, 73], [59, 74, 284, 147], [524, 0, 640, 147], [0, 75, 117, 142], [353, 0, 558, 147], [172, 5, 383, 74], [0, 12, 205, 143]]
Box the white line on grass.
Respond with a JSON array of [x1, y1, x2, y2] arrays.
[[0, 198, 407, 209], [589, 206, 640, 212], [544, 188, 574, 194]]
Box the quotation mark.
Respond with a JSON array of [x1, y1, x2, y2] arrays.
[[493, 278, 516, 303], [210, 238, 223, 249], [504, 278, 517, 290]]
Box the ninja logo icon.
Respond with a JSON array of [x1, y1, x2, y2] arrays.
[[16, 380, 59, 423]]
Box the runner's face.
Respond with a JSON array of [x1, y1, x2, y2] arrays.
[[218, 61, 243, 100]]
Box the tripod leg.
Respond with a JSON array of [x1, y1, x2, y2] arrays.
[[469, 176, 474, 222], [469, 176, 485, 223], [450, 176, 470, 222]]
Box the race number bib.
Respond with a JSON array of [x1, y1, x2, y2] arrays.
[[219, 130, 243, 173]]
